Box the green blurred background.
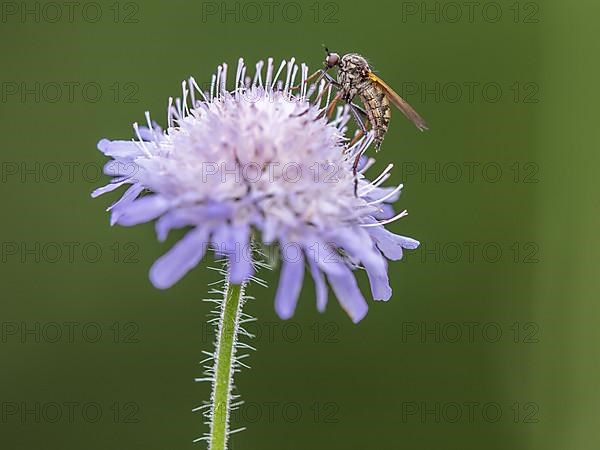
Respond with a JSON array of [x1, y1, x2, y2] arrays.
[[1, 0, 598, 449]]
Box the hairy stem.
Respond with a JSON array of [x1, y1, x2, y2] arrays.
[[209, 279, 245, 450]]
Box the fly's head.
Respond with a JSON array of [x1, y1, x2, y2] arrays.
[[323, 47, 341, 70]]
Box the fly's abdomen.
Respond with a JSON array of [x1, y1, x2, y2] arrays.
[[360, 84, 391, 150]]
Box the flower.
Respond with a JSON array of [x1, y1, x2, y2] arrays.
[[92, 57, 419, 323]]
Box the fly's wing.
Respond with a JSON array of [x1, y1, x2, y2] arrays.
[[367, 72, 428, 131]]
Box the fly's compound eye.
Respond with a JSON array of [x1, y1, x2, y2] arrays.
[[325, 52, 340, 68]]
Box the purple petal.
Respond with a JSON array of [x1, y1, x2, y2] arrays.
[[356, 155, 369, 171], [367, 226, 420, 261], [308, 257, 328, 313], [108, 184, 145, 225], [261, 217, 279, 245], [155, 210, 196, 242], [91, 179, 129, 198], [373, 204, 395, 220], [211, 225, 236, 257], [227, 224, 254, 284], [155, 203, 230, 242], [210, 224, 254, 284], [327, 228, 391, 301], [97, 139, 141, 159], [274, 249, 304, 320], [363, 253, 392, 301], [103, 160, 140, 179], [329, 228, 381, 269], [149, 227, 209, 289], [365, 185, 402, 204], [303, 238, 346, 277], [114, 195, 170, 227], [326, 262, 368, 323], [138, 123, 163, 141]]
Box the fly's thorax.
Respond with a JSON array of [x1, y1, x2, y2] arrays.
[[339, 53, 370, 73], [337, 53, 371, 99]]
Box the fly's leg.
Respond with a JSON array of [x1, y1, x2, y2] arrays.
[[348, 102, 371, 197], [349, 102, 368, 134], [322, 71, 341, 87], [314, 84, 333, 112], [325, 78, 369, 119], [346, 105, 369, 152], [320, 90, 343, 119], [351, 103, 368, 118], [315, 74, 343, 119], [319, 79, 368, 119], [291, 69, 341, 92], [306, 69, 325, 83], [293, 74, 341, 118], [348, 129, 365, 148], [346, 103, 369, 146], [290, 69, 324, 91], [314, 73, 341, 109], [352, 145, 368, 197]]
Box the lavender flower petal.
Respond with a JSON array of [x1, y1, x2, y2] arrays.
[[108, 184, 145, 225], [149, 227, 210, 289], [308, 257, 328, 313], [113, 195, 171, 227], [97, 139, 141, 159], [363, 254, 392, 301], [373, 204, 395, 220], [226, 224, 253, 284], [326, 262, 368, 323], [330, 228, 381, 269], [367, 223, 420, 261], [91, 179, 129, 198], [155, 203, 231, 242], [138, 123, 163, 141], [274, 249, 304, 320], [305, 238, 346, 278]]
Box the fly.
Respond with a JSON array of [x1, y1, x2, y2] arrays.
[[298, 48, 428, 194]]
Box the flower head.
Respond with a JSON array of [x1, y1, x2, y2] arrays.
[[93, 58, 419, 322]]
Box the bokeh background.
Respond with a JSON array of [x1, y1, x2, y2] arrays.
[[1, 0, 598, 449]]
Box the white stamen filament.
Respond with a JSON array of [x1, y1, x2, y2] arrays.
[[359, 163, 394, 196], [361, 210, 409, 227], [367, 183, 404, 205]]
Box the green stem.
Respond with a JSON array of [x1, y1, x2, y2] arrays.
[[209, 280, 245, 450]]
